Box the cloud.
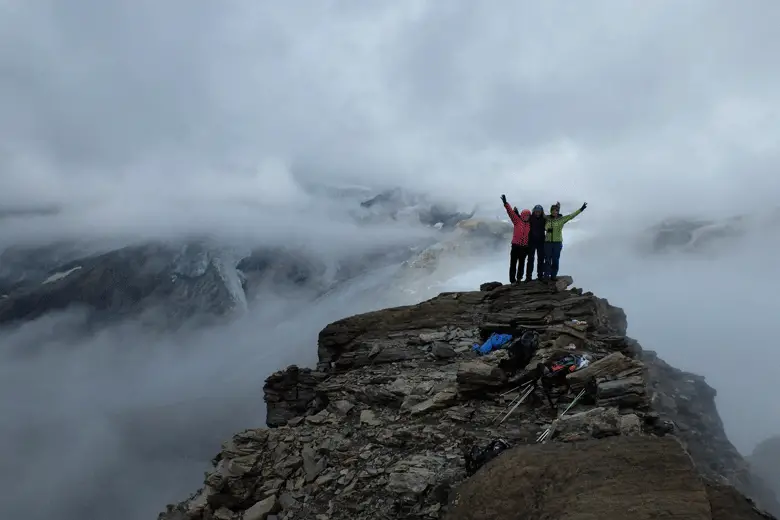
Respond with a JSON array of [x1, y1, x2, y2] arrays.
[[2, 1, 780, 518], [2, 0, 779, 226]]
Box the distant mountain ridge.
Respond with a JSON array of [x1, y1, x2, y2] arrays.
[[0, 188, 476, 330], [0, 187, 769, 330]]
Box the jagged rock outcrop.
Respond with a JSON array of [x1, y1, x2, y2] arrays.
[[158, 278, 779, 520]]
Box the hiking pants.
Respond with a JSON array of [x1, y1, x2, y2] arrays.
[[509, 244, 530, 283], [544, 242, 563, 278], [527, 242, 545, 279]]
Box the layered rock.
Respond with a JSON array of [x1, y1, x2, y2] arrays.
[[158, 278, 779, 520]]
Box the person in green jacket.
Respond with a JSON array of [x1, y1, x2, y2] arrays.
[[543, 201, 587, 281]]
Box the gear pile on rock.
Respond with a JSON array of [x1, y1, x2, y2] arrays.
[[158, 277, 779, 520]]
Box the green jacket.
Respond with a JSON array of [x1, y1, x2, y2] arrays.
[[545, 208, 582, 243]]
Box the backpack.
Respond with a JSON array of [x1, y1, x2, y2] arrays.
[[502, 330, 540, 374], [549, 355, 578, 374], [464, 438, 512, 476], [545, 354, 590, 377]]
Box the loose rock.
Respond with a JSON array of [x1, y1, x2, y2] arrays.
[[158, 279, 779, 520], [244, 495, 279, 520], [359, 409, 382, 426], [432, 342, 457, 359]]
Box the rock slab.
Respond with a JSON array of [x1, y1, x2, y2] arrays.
[[444, 436, 766, 520]]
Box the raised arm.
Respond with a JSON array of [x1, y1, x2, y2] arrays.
[[501, 194, 520, 224], [560, 202, 587, 224]]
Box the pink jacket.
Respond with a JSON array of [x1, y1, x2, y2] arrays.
[[504, 203, 531, 246]]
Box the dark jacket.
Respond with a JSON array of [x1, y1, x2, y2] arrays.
[[528, 214, 547, 245]]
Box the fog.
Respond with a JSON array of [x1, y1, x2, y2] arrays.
[[0, 266, 427, 520], [2, 0, 780, 518], [577, 241, 780, 456]]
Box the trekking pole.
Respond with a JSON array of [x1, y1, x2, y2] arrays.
[[491, 381, 532, 424], [537, 387, 586, 442], [492, 391, 522, 423], [497, 384, 535, 425], [536, 387, 587, 443], [536, 389, 586, 443]]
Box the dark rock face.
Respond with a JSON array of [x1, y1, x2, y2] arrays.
[[264, 367, 329, 428], [478, 281, 501, 292], [0, 234, 435, 332], [0, 241, 339, 330], [0, 242, 246, 328], [0, 241, 108, 294], [158, 278, 778, 520], [0, 191, 487, 332]]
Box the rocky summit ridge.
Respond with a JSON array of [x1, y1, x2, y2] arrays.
[[158, 278, 779, 520]]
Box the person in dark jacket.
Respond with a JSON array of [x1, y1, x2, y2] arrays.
[[500, 194, 531, 284], [543, 201, 587, 281], [527, 204, 546, 280]]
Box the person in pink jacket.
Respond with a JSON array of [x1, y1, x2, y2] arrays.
[[501, 194, 532, 284]]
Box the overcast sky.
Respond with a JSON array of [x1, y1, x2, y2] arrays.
[[2, 0, 779, 227], [2, 2, 780, 519]]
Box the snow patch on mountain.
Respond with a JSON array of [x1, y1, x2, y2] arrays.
[[42, 266, 82, 285]]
